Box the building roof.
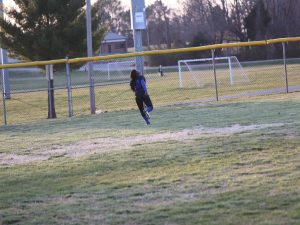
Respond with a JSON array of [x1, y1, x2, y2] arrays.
[[102, 32, 126, 43]]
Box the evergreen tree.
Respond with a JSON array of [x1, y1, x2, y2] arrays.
[[0, 0, 106, 119], [0, 0, 106, 61]]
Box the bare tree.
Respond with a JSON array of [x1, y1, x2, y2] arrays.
[[146, 0, 172, 49], [207, 2, 228, 43], [228, 0, 256, 41], [264, 0, 300, 38], [181, 0, 211, 41], [244, 0, 270, 41], [94, 0, 130, 34]]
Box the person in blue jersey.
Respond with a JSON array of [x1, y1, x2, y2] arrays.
[[130, 69, 153, 125]]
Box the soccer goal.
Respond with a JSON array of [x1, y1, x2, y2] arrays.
[[106, 60, 137, 81], [80, 59, 138, 82], [178, 56, 249, 88]]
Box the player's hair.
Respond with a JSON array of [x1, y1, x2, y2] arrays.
[[130, 69, 138, 92], [131, 69, 138, 80]]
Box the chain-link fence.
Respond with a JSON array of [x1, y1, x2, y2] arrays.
[[1, 39, 300, 126]]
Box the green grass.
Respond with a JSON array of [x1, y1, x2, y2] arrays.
[[0, 92, 300, 224], [2, 60, 300, 126]]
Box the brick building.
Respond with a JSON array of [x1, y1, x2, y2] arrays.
[[100, 32, 127, 55]]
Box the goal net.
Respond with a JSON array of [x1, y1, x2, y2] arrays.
[[178, 56, 249, 88], [87, 59, 137, 82], [106, 60, 137, 81], [79, 59, 145, 83]]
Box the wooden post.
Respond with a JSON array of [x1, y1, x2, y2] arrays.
[[46, 65, 56, 119]]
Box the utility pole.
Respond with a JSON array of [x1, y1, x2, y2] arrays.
[[86, 0, 95, 114], [0, 0, 10, 99], [130, 0, 146, 75]]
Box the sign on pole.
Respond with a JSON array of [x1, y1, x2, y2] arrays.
[[131, 10, 147, 30]]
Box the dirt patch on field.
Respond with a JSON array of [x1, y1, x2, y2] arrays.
[[0, 123, 284, 167], [0, 154, 48, 167]]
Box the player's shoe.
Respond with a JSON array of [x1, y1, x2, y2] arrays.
[[144, 110, 150, 120]]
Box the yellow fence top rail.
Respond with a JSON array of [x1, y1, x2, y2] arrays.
[[0, 37, 299, 69]]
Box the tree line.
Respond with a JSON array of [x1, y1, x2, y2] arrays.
[[0, 0, 299, 65], [113, 0, 300, 64]]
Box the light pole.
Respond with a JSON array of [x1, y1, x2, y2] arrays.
[[0, 0, 10, 99], [86, 0, 95, 114], [131, 0, 146, 75]]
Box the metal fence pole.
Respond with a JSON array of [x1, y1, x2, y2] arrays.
[[212, 49, 219, 101], [1, 74, 7, 125], [178, 60, 183, 88], [282, 42, 289, 93], [65, 59, 73, 118], [87, 62, 96, 114]]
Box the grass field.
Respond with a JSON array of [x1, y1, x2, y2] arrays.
[[2, 60, 300, 125], [0, 92, 300, 224]]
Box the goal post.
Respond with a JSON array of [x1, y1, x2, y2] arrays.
[[80, 59, 150, 82], [178, 56, 249, 88], [107, 60, 136, 80]]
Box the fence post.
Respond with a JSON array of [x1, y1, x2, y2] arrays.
[[107, 62, 110, 80], [46, 64, 56, 119], [1, 74, 7, 125], [65, 58, 73, 118], [178, 60, 183, 88], [228, 57, 233, 85], [88, 61, 96, 114], [212, 49, 219, 101], [282, 42, 289, 93]]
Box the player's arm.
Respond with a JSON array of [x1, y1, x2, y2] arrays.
[[141, 79, 148, 95], [130, 80, 135, 92]]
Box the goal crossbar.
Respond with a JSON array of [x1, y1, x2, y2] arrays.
[[178, 56, 248, 88]]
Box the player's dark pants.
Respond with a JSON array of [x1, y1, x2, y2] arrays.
[[136, 94, 153, 118]]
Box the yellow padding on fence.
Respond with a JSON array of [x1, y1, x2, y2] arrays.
[[267, 37, 300, 44], [0, 59, 67, 69], [0, 37, 299, 69]]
